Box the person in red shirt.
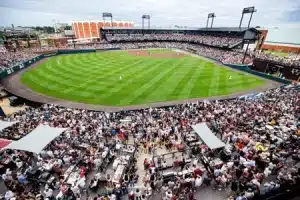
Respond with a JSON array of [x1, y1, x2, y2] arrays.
[[80, 166, 87, 178], [188, 189, 194, 200], [128, 191, 135, 200], [193, 165, 202, 177], [171, 194, 177, 200], [144, 158, 149, 170]]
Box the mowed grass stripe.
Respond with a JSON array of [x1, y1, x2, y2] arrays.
[[208, 64, 220, 96], [58, 55, 120, 76], [119, 59, 187, 105], [77, 59, 164, 100], [189, 63, 217, 97], [167, 61, 201, 98], [92, 59, 168, 96], [63, 59, 146, 94], [58, 53, 132, 74], [99, 60, 172, 105], [21, 49, 267, 106], [145, 59, 200, 102], [27, 55, 119, 85], [28, 63, 76, 90], [179, 64, 209, 98]]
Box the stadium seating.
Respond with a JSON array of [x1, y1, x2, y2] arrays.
[[0, 83, 299, 199], [106, 33, 243, 47]]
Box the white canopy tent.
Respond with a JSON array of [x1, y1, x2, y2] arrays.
[[8, 124, 68, 154], [0, 120, 19, 132], [192, 123, 225, 150]]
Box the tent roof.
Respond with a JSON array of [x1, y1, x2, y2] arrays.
[[192, 123, 225, 149], [8, 124, 67, 154], [0, 138, 12, 151], [0, 121, 19, 132]]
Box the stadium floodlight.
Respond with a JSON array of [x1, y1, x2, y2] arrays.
[[206, 13, 216, 28], [142, 15, 151, 29], [239, 6, 257, 28], [102, 12, 113, 28]]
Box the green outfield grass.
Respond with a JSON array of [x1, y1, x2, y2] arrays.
[[21, 49, 266, 106]]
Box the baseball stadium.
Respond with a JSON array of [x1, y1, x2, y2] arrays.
[[0, 3, 300, 200], [1, 25, 286, 112]]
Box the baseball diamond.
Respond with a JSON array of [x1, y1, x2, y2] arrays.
[[20, 49, 266, 107]]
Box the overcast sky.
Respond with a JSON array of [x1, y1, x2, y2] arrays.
[[1, 0, 300, 28]]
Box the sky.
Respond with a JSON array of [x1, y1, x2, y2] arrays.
[[0, 0, 300, 28]]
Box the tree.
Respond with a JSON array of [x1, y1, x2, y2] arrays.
[[64, 25, 72, 30], [43, 26, 55, 33]]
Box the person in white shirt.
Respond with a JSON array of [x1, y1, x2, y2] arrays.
[[44, 188, 53, 198], [193, 158, 198, 166], [108, 193, 116, 200], [63, 155, 71, 164], [264, 167, 272, 177], [4, 190, 14, 200], [36, 159, 43, 167], [1, 173, 7, 181], [47, 150, 54, 158], [95, 172, 101, 180], [5, 168, 12, 180], [94, 157, 101, 169], [195, 176, 203, 189], [78, 177, 86, 188], [161, 185, 168, 198], [239, 156, 246, 165], [135, 188, 142, 199], [162, 161, 167, 168], [166, 191, 172, 200], [116, 142, 122, 154], [71, 184, 80, 198], [102, 151, 108, 158]]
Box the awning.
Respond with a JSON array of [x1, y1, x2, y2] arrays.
[[0, 138, 12, 151], [192, 123, 225, 150], [0, 121, 19, 132], [8, 124, 68, 154]]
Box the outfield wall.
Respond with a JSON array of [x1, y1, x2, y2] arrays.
[[0, 48, 290, 85], [223, 63, 291, 84]]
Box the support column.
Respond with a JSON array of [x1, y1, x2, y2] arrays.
[[81, 22, 86, 38], [96, 22, 99, 39], [88, 22, 92, 38]]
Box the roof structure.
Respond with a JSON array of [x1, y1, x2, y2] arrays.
[[192, 123, 225, 150], [103, 27, 258, 33], [198, 27, 259, 33], [8, 124, 68, 154]]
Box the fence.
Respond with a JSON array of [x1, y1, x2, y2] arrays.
[[223, 63, 291, 84]]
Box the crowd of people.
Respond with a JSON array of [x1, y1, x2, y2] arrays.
[[106, 33, 243, 47], [253, 51, 300, 68], [96, 42, 253, 65], [0, 50, 36, 71], [0, 82, 299, 200], [104, 33, 300, 68]]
